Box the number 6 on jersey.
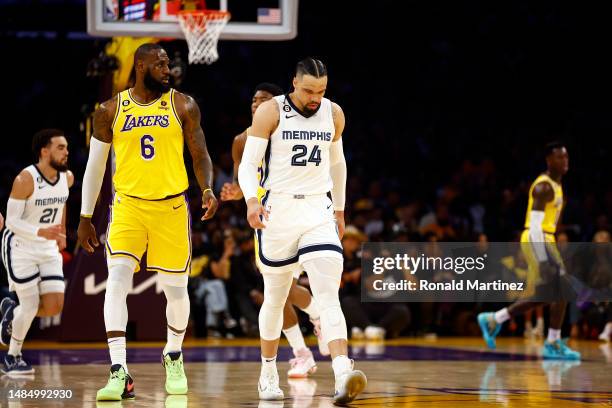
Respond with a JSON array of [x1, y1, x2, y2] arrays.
[[140, 134, 155, 160]]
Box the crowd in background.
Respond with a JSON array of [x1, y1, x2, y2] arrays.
[[1, 0, 612, 342]]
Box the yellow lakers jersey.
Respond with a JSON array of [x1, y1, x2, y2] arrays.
[[111, 88, 188, 200], [524, 174, 563, 234]]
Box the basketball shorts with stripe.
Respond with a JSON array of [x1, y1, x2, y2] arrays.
[[1, 229, 65, 294], [254, 191, 343, 275]]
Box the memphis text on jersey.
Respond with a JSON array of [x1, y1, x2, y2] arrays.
[[35, 196, 68, 207], [282, 130, 332, 141]]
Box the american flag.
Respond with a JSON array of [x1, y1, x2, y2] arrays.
[[257, 8, 282, 24]]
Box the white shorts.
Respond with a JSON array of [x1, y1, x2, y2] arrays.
[[255, 192, 343, 275], [1, 229, 65, 294]]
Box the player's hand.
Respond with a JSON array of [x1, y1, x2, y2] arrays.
[[246, 197, 268, 229], [77, 216, 99, 254], [202, 188, 218, 221], [220, 182, 243, 201], [58, 235, 67, 251], [334, 210, 345, 239], [0, 212, 4, 230], [38, 225, 66, 243]]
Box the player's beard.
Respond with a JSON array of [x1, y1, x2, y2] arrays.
[[50, 158, 68, 172], [144, 70, 170, 94], [303, 103, 320, 117]]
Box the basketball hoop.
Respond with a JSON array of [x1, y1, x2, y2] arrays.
[[178, 10, 230, 65]]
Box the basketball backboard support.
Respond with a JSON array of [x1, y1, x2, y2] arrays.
[[87, 0, 298, 40]]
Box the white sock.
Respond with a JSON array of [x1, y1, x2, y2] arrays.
[[300, 299, 320, 320], [108, 337, 128, 373], [282, 324, 307, 354], [494, 308, 510, 324], [260, 355, 278, 377], [332, 355, 352, 378], [162, 285, 189, 355], [10, 290, 40, 356], [164, 327, 185, 355], [8, 337, 24, 356], [547, 328, 561, 343]]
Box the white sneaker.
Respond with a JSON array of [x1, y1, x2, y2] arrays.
[[364, 326, 385, 340], [311, 318, 330, 356], [351, 327, 365, 340], [334, 369, 367, 404], [287, 348, 317, 378], [258, 371, 284, 401]]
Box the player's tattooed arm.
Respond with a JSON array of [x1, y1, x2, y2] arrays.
[[92, 97, 117, 143], [177, 92, 218, 220], [78, 97, 116, 253]]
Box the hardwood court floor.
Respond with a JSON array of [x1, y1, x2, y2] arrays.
[[1, 337, 610, 407]]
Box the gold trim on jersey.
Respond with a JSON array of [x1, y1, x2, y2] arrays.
[[110, 93, 121, 130], [127, 88, 162, 106], [170, 88, 183, 128]]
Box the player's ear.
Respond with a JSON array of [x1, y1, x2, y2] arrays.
[[292, 76, 298, 89]]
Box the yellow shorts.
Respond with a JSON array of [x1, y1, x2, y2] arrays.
[[106, 192, 191, 274], [520, 229, 561, 290]]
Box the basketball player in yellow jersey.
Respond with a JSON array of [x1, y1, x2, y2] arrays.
[[478, 142, 580, 360], [221, 83, 328, 379], [77, 43, 218, 400]]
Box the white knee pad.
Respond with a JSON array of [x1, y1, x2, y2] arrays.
[[302, 258, 347, 343], [13, 285, 41, 341], [162, 284, 190, 331], [104, 261, 134, 332], [259, 272, 294, 340]]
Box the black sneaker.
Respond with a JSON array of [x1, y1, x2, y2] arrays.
[[1, 354, 35, 376], [0, 298, 16, 346]]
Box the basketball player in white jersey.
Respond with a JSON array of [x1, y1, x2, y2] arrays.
[[0, 129, 72, 375], [221, 82, 328, 378], [238, 58, 367, 403]]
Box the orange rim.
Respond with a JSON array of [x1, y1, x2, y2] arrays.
[[178, 10, 231, 20]]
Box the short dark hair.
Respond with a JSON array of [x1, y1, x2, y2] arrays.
[[134, 43, 164, 65], [544, 141, 566, 157], [254, 82, 284, 96], [32, 129, 64, 159], [295, 58, 327, 78]]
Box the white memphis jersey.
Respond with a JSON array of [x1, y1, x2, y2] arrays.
[[260, 95, 335, 195], [20, 165, 69, 242]]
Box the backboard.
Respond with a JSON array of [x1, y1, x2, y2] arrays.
[[87, 0, 298, 40]]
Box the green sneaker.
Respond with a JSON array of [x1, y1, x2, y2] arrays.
[[163, 352, 188, 395], [96, 364, 135, 401]]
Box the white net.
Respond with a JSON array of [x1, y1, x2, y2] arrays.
[[178, 11, 230, 65]]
